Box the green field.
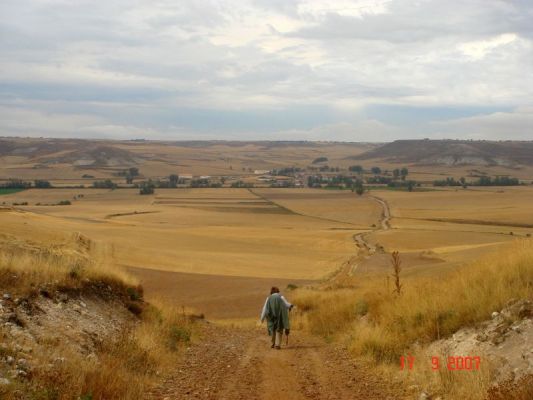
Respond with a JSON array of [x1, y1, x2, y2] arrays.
[[0, 188, 25, 196]]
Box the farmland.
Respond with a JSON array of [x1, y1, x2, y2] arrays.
[[2, 138, 533, 400], [2, 138, 533, 318], [1, 181, 531, 318]]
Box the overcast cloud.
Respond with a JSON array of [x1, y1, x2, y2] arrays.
[[0, 0, 532, 141]]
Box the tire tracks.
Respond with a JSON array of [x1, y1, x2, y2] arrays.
[[148, 323, 405, 400]]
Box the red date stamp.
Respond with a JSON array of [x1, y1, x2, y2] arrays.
[[400, 356, 481, 371]]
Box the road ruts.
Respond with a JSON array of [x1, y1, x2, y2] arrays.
[[147, 322, 405, 400]]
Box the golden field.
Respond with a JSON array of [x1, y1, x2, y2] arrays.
[[1, 188, 370, 317], [2, 183, 532, 319], [2, 137, 532, 399]]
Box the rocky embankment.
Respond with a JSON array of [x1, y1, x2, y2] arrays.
[[426, 298, 532, 397], [0, 282, 141, 394]]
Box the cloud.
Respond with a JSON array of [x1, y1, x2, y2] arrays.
[[0, 0, 532, 141], [433, 107, 533, 140], [458, 33, 518, 60], [273, 120, 405, 142]]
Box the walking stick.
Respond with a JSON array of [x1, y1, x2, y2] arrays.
[[285, 305, 292, 346]]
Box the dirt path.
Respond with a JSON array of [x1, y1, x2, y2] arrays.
[[148, 323, 404, 400], [146, 192, 403, 399], [333, 194, 392, 280], [369, 195, 391, 231]]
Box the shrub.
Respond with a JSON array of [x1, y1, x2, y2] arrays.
[[139, 182, 155, 195], [167, 325, 192, 350], [127, 286, 143, 301], [34, 180, 52, 188], [312, 157, 328, 164], [355, 299, 369, 316], [92, 180, 117, 189]]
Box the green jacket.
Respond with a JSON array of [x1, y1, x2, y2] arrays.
[[264, 293, 290, 335]]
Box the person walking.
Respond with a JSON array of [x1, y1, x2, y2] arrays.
[[260, 286, 292, 349]]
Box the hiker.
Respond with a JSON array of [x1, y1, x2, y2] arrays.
[[260, 286, 292, 349]]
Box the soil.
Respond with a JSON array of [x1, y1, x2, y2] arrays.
[[148, 322, 406, 400]]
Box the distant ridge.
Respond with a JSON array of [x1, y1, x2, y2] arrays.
[[0, 139, 141, 167], [350, 139, 533, 167]]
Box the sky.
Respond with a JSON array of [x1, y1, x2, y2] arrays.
[[0, 0, 532, 141]]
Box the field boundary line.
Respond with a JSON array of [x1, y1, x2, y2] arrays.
[[247, 189, 363, 227]]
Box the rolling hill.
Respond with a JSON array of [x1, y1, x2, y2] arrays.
[[350, 139, 533, 167]]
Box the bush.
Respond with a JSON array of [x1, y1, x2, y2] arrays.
[[355, 299, 369, 316], [167, 325, 192, 350], [93, 180, 117, 189], [312, 157, 328, 164], [139, 182, 155, 195], [34, 180, 52, 188], [127, 286, 143, 301]]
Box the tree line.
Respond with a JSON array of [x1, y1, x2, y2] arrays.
[[434, 176, 520, 187]]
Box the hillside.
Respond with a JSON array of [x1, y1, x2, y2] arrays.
[[0, 230, 194, 399], [351, 140, 533, 167], [0, 138, 375, 184]]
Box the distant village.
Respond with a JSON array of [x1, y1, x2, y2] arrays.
[[1, 156, 524, 196]]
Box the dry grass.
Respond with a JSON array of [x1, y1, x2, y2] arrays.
[[254, 188, 383, 227], [4, 186, 533, 317], [293, 240, 533, 398], [3, 304, 194, 400], [295, 240, 532, 361], [293, 288, 363, 337], [0, 235, 194, 400], [378, 187, 533, 228], [399, 347, 493, 400], [1, 190, 356, 280], [0, 232, 136, 296]]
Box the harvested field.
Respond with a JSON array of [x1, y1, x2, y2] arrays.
[[2, 184, 531, 318], [1, 188, 362, 316], [127, 266, 313, 319]]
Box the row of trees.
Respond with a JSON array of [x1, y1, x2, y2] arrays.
[[307, 175, 358, 188], [116, 167, 140, 184], [392, 168, 409, 180], [138, 177, 223, 194], [93, 180, 117, 189], [307, 165, 341, 172], [1, 179, 52, 189], [271, 167, 302, 176], [272, 164, 407, 178], [387, 180, 418, 192], [231, 180, 254, 188], [477, 176, 520, 186], [434, 176, 520, 187], [349, 165, 409, 180], [433, 177, 467, 187]]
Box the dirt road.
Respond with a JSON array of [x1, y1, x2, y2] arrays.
[[146, 192, 403, 399], [148, 323, 404, 400], [334, 194, 392, 280], [370, 195, 391, 230]]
